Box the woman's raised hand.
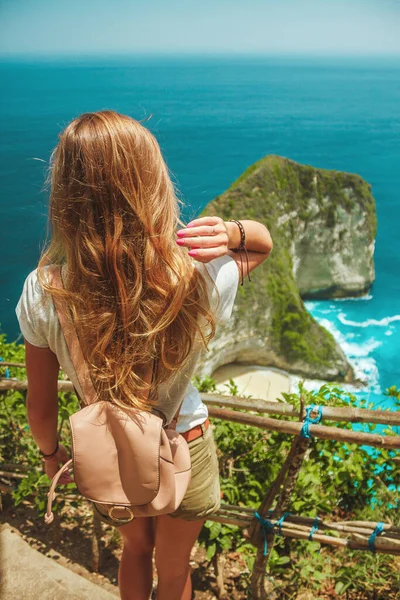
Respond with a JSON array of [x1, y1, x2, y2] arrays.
[[176, 216, 230, 263]]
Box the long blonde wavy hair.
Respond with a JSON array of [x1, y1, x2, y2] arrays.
[[38, 110, 217, 411]]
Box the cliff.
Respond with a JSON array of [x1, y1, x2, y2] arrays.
[[197, 156, 377, 382]]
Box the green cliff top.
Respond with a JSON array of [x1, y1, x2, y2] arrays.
[[201, 156, 377, 380]]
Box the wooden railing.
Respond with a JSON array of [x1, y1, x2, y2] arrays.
[[1, 368, 399, 599]]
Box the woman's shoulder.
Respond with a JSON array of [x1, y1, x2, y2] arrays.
[[19, 265, 56, 303], [23, 263, 55, 282], [15, 265, 55, 348]]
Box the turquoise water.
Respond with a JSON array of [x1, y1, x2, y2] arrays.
[[1, 55, 399, 412]]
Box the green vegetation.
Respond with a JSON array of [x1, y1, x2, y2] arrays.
[[265, 251, 339, 371], [202, 155, 377, 380], [0, 334, 78, 514], [196, 375, 400, 599], [1, 334, 399, 599]]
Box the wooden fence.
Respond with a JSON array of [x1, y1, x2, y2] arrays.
[[1, 367, 399, 599]]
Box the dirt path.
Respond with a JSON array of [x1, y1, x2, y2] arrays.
[[1, 498, 248, 599]]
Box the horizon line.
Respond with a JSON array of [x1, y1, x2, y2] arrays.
[[1, 50, 400, 61]]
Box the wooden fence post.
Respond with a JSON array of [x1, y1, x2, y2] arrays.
[[249, 399, 313, 599]]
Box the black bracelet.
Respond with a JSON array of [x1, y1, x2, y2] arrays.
[[228, 219, 252, 286], [39, 440, 59, 459]]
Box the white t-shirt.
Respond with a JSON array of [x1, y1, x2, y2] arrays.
[[15, 255, 239, 433]]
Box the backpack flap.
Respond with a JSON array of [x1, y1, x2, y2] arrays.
[[70, 401, 163, 505]]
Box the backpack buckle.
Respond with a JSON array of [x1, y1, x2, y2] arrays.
[[108, 505, 135, 524]]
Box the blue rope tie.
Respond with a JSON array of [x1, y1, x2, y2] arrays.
[[255, 512, 323, 553], [300, 404, 323, 439], [254, 512, 275, 556], [308, 517, 320, 541], [254, 511, 292, 556], [275, 512, 291, 535], [368, 522, 385, 552], [0, 357, 10, 379]]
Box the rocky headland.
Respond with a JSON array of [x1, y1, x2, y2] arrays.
[[197, 155, 377, 383]]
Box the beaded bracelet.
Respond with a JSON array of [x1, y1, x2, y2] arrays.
[[39, 440, 59, 460], [228, 219, 252, 286]]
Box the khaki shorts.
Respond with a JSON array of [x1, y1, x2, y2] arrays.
[[92, 422, 221, 527]]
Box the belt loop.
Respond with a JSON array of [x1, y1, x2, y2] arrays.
[[200, 419, 208, 436]]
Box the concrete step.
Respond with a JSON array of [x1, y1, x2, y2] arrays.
[[0, 523, 119, 599]]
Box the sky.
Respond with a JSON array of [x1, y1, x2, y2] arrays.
[[0, 0, 399, 57]]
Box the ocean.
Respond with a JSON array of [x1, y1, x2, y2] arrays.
[[1, 55, 399, 412]]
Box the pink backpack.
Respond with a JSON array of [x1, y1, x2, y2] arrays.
[[44, 266, 191, 525]]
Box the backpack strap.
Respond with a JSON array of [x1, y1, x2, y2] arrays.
[[49, 266, 98, 406], [168, 396, 186, 430], [44, 459, 73, 524]]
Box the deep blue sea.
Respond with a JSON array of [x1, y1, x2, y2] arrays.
[[1, 55, 399, 413]]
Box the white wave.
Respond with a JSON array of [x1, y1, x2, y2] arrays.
[[317, 318, 346, 341], [352, 358, 381, 394], [341, 339, 382, 358], [338, 313, 400, 328], [304, 301, 319, 311], [334, 294, 373, 302], [310, 318, 382, 395], [304, 301, 337, 313]]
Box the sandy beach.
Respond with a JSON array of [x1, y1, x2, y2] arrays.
[[211, 364, 292, 403]]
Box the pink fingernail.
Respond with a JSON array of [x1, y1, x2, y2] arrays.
[[188, 250, 197, 256], [186, 223, 194, 228], [176, 239, 185, 245], [177, 230, 186, 237]]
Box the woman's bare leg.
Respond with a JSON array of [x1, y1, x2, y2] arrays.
[[118, 517, 156, 600], [155, 515, 205, 600]]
